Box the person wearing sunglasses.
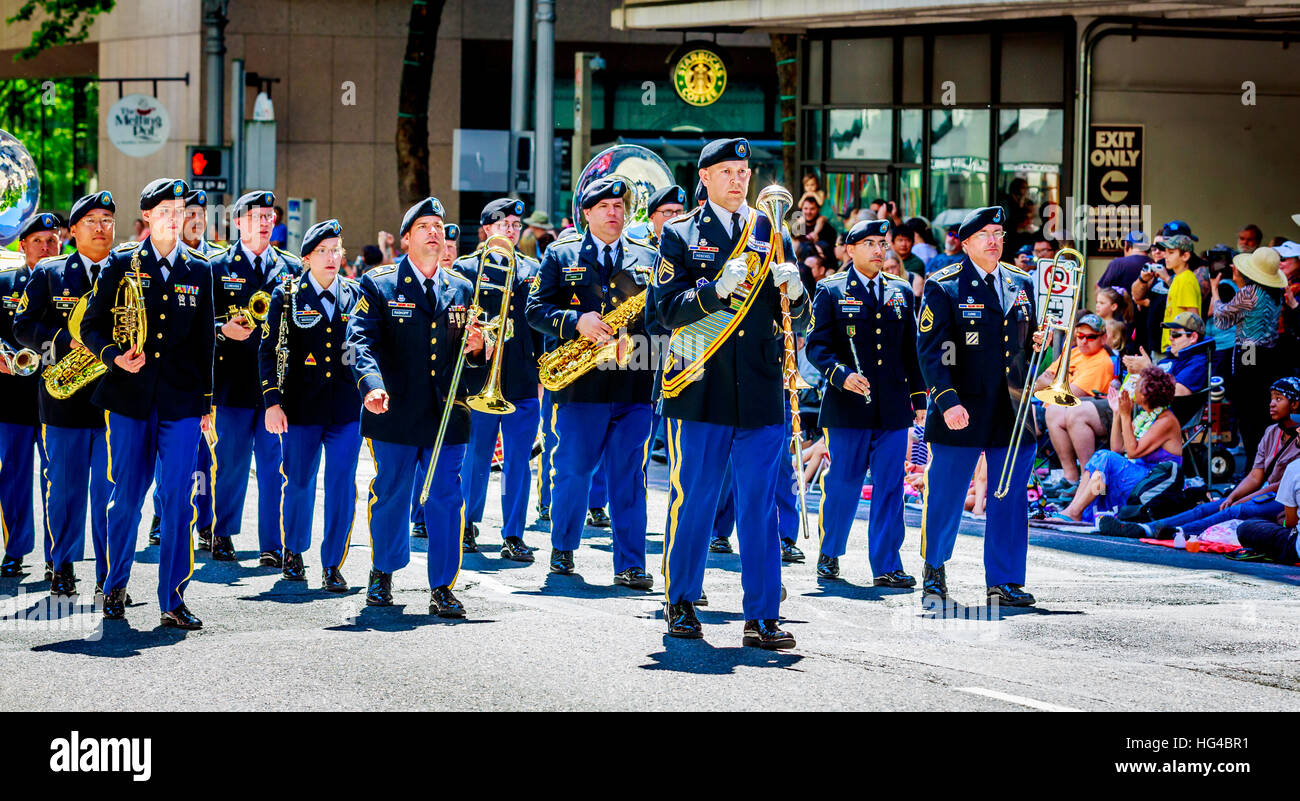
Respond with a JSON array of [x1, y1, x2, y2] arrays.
[[1037, 313, 1117, 495]]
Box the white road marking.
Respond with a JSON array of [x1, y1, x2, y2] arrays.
[[954, 686, 1080, 711]]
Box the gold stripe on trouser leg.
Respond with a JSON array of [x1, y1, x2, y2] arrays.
[[662, 419, 686, 604], [208, 406, 221, 534], [364, 438, 379, 564], [41, 424, 54, 559], [817, 427, 829, 549], [102, 410, 113, 577], [173, 452, 200, 606], [277, 432, 288, 551], [919, 443, 933, 560]]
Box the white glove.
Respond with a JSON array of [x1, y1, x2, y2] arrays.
[[715, 258, 748, 298], [771, 261, 803, 301]]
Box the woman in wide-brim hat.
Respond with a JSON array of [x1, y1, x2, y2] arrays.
[[1212, 246, 1288, 460]]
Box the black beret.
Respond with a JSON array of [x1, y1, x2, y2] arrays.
[[648, 185, 687, 215], [579, 176, 627, 210], [957, 205, 1007, 242], [445, 223, 460, 242], [68, 191, 116, 228], [694, 180, 707, 205], [232, 190, 275, 217], [400, 196, 446, 237], [19, 211, 61, 240], [140, 178, 189, 211], [480, 198, 526, 227], [300, 218, 342, 258], [697, 137, 750, 170], [845, 218, 889, 245], [184, 189, 208, 208]]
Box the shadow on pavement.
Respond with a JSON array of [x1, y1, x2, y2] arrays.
[[806, 580, 915, 601], [324, 604, 496, 632], [641, 636, 804, 674], [31, 620, 194, 657]]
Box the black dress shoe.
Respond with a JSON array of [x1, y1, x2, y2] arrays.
[[196, 527, 214, 551], [95, 583, 132, 606], [282, 550, 306, 581], [549, 548, 574, 575], [743, 619, 796, 650], [613, 567, 654, 590], [500, 536, 535, 562], [44, 560, 53, 581], [49, 565, 77, 597], [1097, 515, 1149, 538], [429, 585, 465, 618], [211, 535, 236, 561], [665, 601, 702, 638], [874, 570, 917, 588], [411, 520, 427, 539], [696, 589, 708, 606], [258, 550, 282, 568], [987, 583, 1036, 607], [780, 538, 805, 563], [708, 536, 733, 554], [462, 522, 479, 554], [0, 555, 23, 578], [922, 563, 949, 606], [586, 507, 611, 528], [101, 588, 127, 620], [148, 515, 161, 546], [536, 505, 550, 522], [321, 567, 348, 593], [816, 554, 840, 579], [160, 604, 203, 630], [366, 569, 393, 606]]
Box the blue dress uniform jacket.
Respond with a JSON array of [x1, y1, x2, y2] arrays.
[[455, 247, 541, 401], [0, 261, 39, 427], [525, 230, 658, 405], [653, 206, 811, 428], [258, 275, 361, 426], [346, 256, 483, 448], [917, 258, 1036, 448], [805, 269, 926, 430], [81, 239, 215, 421], [13, 253, 109, 428], [209, 243, 302, 409]]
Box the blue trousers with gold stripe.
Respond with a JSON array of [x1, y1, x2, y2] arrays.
[[817, 426, 908, 575], [538, 390, 607, 512], [152, 439, 213, 532], [0, 421, 47, 562], [280, 422, 361, 569], [550, 401, 650, 572], [921, 442, 1033, 586], [212, 405, 282, 552], [715, 422, 801, 543], [42, 425, 111, 580], [463, 396, 540, 540], [663, 419, 783, 620], [367, 439, 465, 589], [102, 412, 201, 611]]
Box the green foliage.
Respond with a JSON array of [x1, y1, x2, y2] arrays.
[[0, 77, 98, 212], [8, 0, 116, 62]]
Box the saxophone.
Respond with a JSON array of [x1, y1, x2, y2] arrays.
[[537, 287, 646, 392], [44, 248, 148, 400]]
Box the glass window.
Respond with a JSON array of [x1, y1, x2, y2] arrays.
[[899, 109, 923, 163], [929, 108, 990, 225], [612, 81, 766, 133], [931, 35, 990, 104], [857, 173, 889, 215], [803, 110, 823, 161], [804, 39, 823, 105], [0, 78, 98, 213], [827, 109, 892, 161], [898, 168, 923, 220], [901, 36, 923, 104], [997, 108, 1064, 240], [1000, 31, 1065, 104], [829, 39, 892, 105], [554, 79, 605, 130]]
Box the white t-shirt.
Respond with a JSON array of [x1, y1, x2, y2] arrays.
[[1277, 460, 1300, 559]]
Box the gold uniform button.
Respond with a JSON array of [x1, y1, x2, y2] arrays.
[[325, 371, 331, 378], [325, 356, 331, 362], [325, 342, 332, 348], [156, 333, 163, 339], [875, 313, 881, 319], [218, 356, 223, 361], [876, 343, 882, 349], [431, 354, 437, 361], [877, 359, 883, 366], [430, 369, 436, 376], [1004, 335, 1009, 342], [1005, 351, 1010, 358], [738, 330, 745, 337], [876, 328, 881, 334], [160, 313, 166, 319], [154, 351, 161, 358]]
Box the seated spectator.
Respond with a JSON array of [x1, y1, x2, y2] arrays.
[[1121, 312, 1211, 396], [1014, 243, 1034, 272], [801, 253, 828, 297], [1095, 286, 1133, 327], [1039, 314, 1117, 491], [833, 232, 848, 271], [1101, 377, 1300, 538], [1237, 223, 1263, 254], [1033, 237, 1058, 262], [1104, 319, 1133, 357], [1096, 231, 1152, 294], [1279, 240, 1300, 350], [797, 195, 837, 270], [1055, 367, 1183, 522], [926, 225, 963, 274], [1231, 456, 1300, 563], [890, 223, 925, 281], [1036, 313, 1115, 398]]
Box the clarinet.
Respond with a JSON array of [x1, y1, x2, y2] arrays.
[[276, 274, 295, 397]]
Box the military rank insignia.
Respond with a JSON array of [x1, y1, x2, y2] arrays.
[[355, 297, 369, 314], [655, 257, 674, 284], [918, 304, 934, 332]]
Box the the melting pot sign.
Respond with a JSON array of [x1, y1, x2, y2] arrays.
[[107, 94, 170, 158]]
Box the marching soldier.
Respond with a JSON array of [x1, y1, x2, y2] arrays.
[[536, 401, 609, 524], [260, 220, 361, 591], [804, 218, 926, 584], [917, 206, 1039, 609], [181, 189, 224, 257], [347, 197, 486, 617], [82, 178, 215, 628], [525, 176, 657, 589], [0, 213, 55, 579], [207, 191, 302, 565], [457, 199, 541, 561], [655, 137, 808, 648], [13, 196, 118, 597]]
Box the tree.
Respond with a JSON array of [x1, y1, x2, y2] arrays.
[[769, 33, 798, 190], [8, 0, 115, 62], [396, 0, 447, 209]]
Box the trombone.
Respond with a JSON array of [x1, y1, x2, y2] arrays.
[[418, 234, 518, 504], [992, 247, 1085, 499], [0, 341, 40, 376]]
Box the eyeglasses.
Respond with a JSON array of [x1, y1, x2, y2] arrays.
[[1075, 332, 1102, 341], [969, 231, 1006, 244], [496, 221, 523, 232], [1168, 330, 1190, 340]]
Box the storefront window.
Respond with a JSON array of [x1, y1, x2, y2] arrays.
[[899, 109, 923, 163], [829, 39, 892, 105], [612, 81, 767, 133], [898, 168, 923, 220], [827, 109, 892, 161], [803, 110, 823, 161], [929, 109, 990, 225], [997, 108, 1064, 240]]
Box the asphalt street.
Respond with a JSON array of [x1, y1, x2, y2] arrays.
[[2, 453, 1298, 712]]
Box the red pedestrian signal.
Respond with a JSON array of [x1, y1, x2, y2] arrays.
[[192, 151, 209, 175]]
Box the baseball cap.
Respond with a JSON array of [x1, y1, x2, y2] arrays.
[[1159, 220, 1198, 241], [1075, 313, 1105, 333], [1124, 230, 1150, 250], [1160, 311, 1205, 336], [1160, 234, 1195, 254], [1276, 240, 1300, 259]]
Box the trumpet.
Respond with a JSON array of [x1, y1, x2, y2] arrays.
[[218, 290, 271, 329], [992, 247, 1086, 499], [0, 340, 40, 376]]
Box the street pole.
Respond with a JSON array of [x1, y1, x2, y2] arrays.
[[230, 58, 245, 240], [202, 0, 227, 147], [510, 0, 532, 197], [534, 0, 555, 216], [572, 52, 594, 190]]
